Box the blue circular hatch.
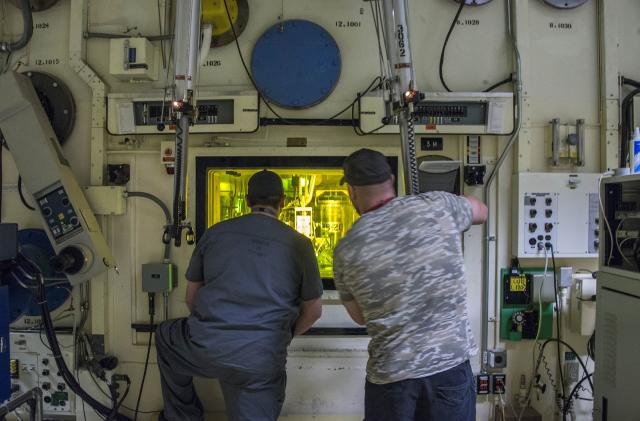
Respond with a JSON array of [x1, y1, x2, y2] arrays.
[[251, 19, 342, 109]]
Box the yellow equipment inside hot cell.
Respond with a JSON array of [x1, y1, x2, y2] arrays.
[[206, 168, 358, 278]]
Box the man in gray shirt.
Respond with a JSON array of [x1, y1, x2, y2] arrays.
[[156, 170, 323, 421], [333, 149, 487, 421]]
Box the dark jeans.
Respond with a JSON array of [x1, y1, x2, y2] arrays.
[[364, 360, 476, 421], [155, 318, 286, 421]]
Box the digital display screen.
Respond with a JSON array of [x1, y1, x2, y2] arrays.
[[509, 275, 528, 292]]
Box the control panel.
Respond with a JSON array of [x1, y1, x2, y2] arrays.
[[412, 102, 486, 126], [107, 90, 259, 134], [132, 99, 235, 127], [521, 193, 559, 254], [9, 331, 75, 417], [359, 91, 514, 135], [500, 268, 554, 341], [513, 173, 600, 258], [38, 185, 82, 243]]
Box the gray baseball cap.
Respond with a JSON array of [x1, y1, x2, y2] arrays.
[[341, 148, 392, 186], [247, 170, 284, 200]]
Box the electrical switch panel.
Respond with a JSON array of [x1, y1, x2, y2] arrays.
[[9, 331, 75, 417], [107, 91, 259, 134], [513, 173, 601, 258], [359, 92, 514, 135]]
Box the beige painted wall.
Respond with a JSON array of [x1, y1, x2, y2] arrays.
[[2, 0, 637, 419]]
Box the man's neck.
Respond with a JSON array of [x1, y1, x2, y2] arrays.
[[251, 206, 278, 218], [362, 195, 396, 214]]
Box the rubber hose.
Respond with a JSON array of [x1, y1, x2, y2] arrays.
[[2, 0, 33, 52]]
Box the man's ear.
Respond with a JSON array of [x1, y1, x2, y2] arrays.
[[279, 195, 285, 210], [347, 184, 356, 200], [246, 195, 253, 208], [347, 185, 360, 214]]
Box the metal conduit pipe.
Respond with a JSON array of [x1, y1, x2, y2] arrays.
[[84, 32, 173, 41], [126, 191, 172, 261], [480, 0, 523, 372], [0, 0, 33, 52]]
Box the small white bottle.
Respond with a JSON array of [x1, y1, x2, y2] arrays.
[[631, 127, 640, 174]]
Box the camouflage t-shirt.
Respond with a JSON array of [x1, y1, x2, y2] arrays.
[[333, 191, 477, 384]]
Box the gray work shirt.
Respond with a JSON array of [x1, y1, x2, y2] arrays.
[[333, 191, 477, 384], [185, 213, 323, 374]]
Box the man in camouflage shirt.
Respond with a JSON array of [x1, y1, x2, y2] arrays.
[[333, 148, 487, 421]]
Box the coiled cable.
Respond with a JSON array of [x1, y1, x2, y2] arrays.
[[406, 115, 419, 195], [171, 117, 187, 246]]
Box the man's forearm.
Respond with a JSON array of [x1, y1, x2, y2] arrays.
[[294, 298, 322, 336], [185, 280, 202, 314], [293, 312, 318, 336]]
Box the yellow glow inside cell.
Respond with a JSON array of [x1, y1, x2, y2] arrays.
[[206, 168, 358, 278]]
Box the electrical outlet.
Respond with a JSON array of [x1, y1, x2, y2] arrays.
[[476, 374, 490, 395], [488, 348, 507, 369], [492, 374, 506, 394]]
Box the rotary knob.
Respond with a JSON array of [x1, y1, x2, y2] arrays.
[[512, 311, 525, 326]]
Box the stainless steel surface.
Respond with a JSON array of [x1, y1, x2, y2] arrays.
[[173, 0, 201, 101]]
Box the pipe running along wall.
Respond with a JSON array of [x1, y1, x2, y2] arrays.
[[480, 0, 523, 372]]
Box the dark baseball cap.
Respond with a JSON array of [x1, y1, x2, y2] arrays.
[[341, 148, 392, 186], [247, 170, 284, 200]]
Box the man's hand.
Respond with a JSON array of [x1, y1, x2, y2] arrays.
[[465, 195, 488, 225], [294, 298, 322, 336]]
